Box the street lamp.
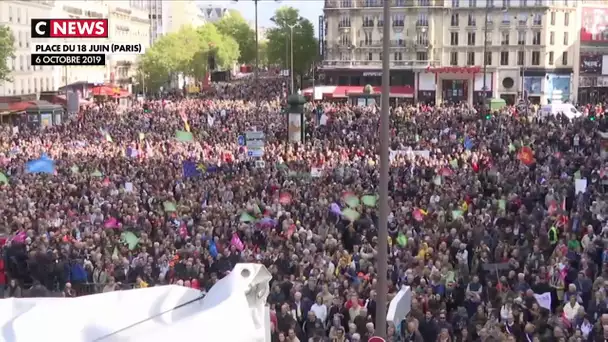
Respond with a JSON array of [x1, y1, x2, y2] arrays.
[[271, 16, 303, 94], [482, 5, 507, 112], [376, 0, 390, 339]]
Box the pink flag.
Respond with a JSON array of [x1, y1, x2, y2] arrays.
[[231, 233, 244, 251], [12, 231, 26, 243], [178, 222, 189, 238], [104, 217, 119, 229]]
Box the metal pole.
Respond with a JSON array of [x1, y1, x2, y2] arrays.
[[482, 4, 489, 111], [375, 0, 390, 338], [254, 0, 259, 114], [290, 26, 295, 94]]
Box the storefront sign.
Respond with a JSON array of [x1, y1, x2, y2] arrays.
[[581, 8, 608, 42], [426, 66, 481, 74], [598, 76, 608, 87], [580, 54, 603, 74], [546, 74, 571, 102], [523, 76, 543, 95], [362, 72, 382, 77], [580, 76, 597, 88]]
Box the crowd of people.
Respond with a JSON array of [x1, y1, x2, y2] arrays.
[[1, 76, 607, 342]]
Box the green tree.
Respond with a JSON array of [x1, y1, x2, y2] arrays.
[[258, 40, 269, 67], [0, 25, 16, 82], [266, 7, 317, 77], [137, 24, 239, 91], [214, 10, 256, 65]]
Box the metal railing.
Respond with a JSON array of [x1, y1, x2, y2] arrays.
[[325, 0, 444, 8], [320, 60, 439, 68]]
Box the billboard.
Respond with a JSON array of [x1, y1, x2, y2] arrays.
[[580, 53, 602, 74], [581, 7, 608, 42]]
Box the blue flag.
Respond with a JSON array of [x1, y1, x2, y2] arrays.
[[209, 239, 218, 258], [182, 160, 201, 178], [463, 137, 474, 151], [26, 155, 55, 174]]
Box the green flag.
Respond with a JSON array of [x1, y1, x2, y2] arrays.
[[91, 170, 103, 177], [450, 159, 458, 168], [397, 233, 407, 247], [121, 232, 139, 250], [452, 210, 463, 219], [0, 172, 8, 185], [176, 130, 194, 142], [508, 143, 516, 153], [344, 195, 360, 208], [163, 201, 177, 212], [342, 208, 360, 222], [361, 195, 377, 207], [240, 212, 255, 222], [498, 199, 506, 211]]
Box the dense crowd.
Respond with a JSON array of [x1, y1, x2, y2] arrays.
[[1, 76, 608, 342]]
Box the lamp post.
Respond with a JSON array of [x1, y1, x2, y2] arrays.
[[288, 24, 297, 94], [235, 0, 261, 115], [482, 3, 490, 111], [376, 0, 390, 338]]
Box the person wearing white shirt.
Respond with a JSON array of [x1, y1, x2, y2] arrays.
[[310, 295, 328, 325], [563, 295, 582, 322]]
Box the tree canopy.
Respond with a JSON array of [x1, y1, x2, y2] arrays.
[[138, 24, 240, 91], [0, 25, 16, 82], [266, 7, 317, 76], [214, 10, 257, 65]]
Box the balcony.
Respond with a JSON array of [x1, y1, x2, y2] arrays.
[[361, 0, 383, 7], [359, 40, 383, 47], [416, 21, 429, 27], [325, 0, 355, 9], [320, 59, 438, 69]]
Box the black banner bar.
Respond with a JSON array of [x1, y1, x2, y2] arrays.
[[31, 54, 105, 66]]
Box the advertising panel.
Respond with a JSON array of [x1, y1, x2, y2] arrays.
[[523, 77, 542, 95], [581, 7, 608, 42], [580, 53, 602, 74], [546, 74, 571, 103]]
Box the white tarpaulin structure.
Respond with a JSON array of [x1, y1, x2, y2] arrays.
[[0, 264, 272, 342]]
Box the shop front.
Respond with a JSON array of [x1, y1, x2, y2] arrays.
[[546, 74, 572, 104], [417, 73, 436, 104], [578, 53, 607, 104], [523, 76, 543, 104], [321, 69, 415, 89], [429, 66, 492, 105]]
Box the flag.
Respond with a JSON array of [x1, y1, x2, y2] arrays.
[[175, 130, 194, 142], [0, 172, 8, 185], [100, 128, 113, 142], [231, 233, 245, 251], [463, 136, 474, 150], [26, 155, 55, 174], [182, 160, 201, 178], [179, 110, 190, 132], [518, 146, 535, 165]]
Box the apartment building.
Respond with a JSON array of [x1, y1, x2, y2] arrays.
[[576, 5, 608, 104], [0, 0, 60, 96], [322, 0, 578, 105], [148, 0, 204, 45], [106, 0, 150, 92]]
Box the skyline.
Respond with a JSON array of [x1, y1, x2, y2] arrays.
[[198, 0, 324, 35]]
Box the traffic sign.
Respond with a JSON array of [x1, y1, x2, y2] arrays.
[[245, 131, 265, 157], [237, 135, 245, 146]]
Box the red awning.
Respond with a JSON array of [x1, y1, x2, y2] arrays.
[[90, 85, 130, 97], [332, 85, 414, 98], [8, 101, 32, 112]]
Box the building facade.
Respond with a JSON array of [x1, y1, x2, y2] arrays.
[[322, 0, 578, 105], [576, 5, 608, 104], [106, 1, 150, 92], [0, 0, 59, 96], [148, 0, 203, 46]]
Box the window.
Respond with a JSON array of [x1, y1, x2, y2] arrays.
[[518, 31, 526, 45], [517, 50, 524, 65], [395, 0, 405, 5], [563, 32, 568, 45], [467, 52, 475, 65], [501, 32, 509, 45], [533, 14, 542, 25], [394, 52, 403, 61], [9, 6, 13, 22], [468, 0, 477, 7], [485, 51, 492, 65], [517, 14, 528, 26], [467, 32, 476, 45], [340, 34, 350, 46], [18, 32, 22, 48], [452, 0, 460, 7], [363, 16, 374, 27], [503, 0, 510, 6], [34, 78, 38, 93], [550, 12, 555, 25], [379, 52, 382, 60], [548, 51, 554, 65], [502, 13, 511, 24], [550, 32, 555, 45], [500, 51, 509, 65], [451, 32, 459, 45], [417, 13, 429, 26], [419, 0, 430, 5], [562, 51, 568, 65], [417, 51, 428, 60], [11, 57, 15, 71], [19, 56, 24, 71], [451, 13, 459, 26], [450, 52, 458, 65], [363, 31, 373, 45], [341, 0, 353, 7], [392, 14, 405, 27], [417, 31, 429, 45], [339, 16, 351, 28], [17, 8, 21, 23], [531, 51, 540, 65], [564, 13, 569, 26], [378, 16, 384, 27], [532, 31, 541, 45], [468, 13, 476, 26], [366, 52, 373, 61]]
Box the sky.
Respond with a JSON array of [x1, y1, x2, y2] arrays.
[[197, 0, 324, 36]]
